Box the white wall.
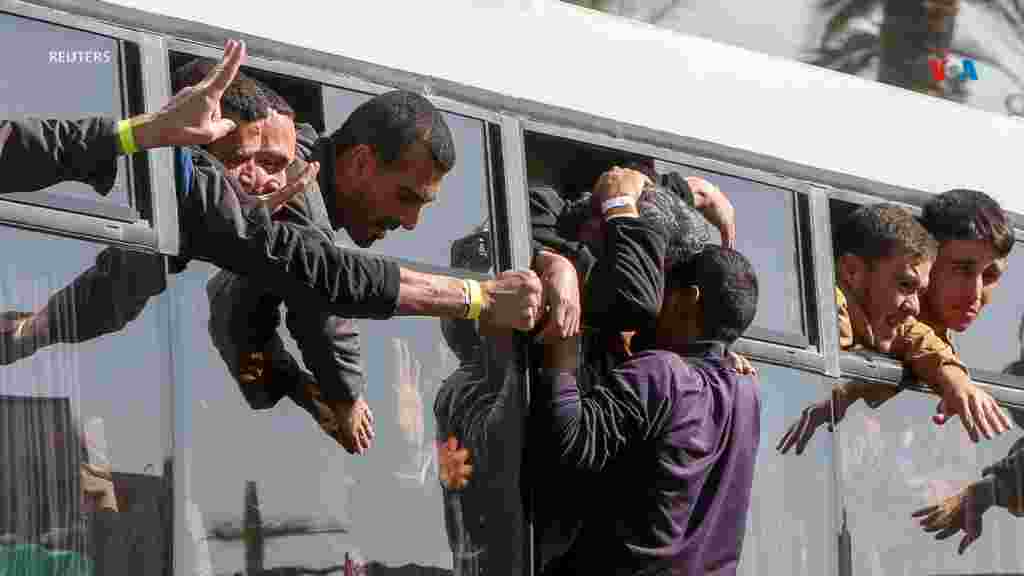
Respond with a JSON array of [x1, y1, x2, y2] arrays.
[[107, 0, 1024, 215]]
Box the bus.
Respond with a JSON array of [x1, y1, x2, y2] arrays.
[[1, 0, 1023, 574]]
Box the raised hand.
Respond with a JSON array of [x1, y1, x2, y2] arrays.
[[133, 39, 247, 150], [686, 176, 736, 249]]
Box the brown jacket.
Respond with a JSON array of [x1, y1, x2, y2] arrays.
[[836, 287, 967, 407]]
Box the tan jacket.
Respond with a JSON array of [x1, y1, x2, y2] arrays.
[[836, 287, 967, 407]]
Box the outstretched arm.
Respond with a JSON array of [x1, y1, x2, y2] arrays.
[[1, 247, 166, 365]]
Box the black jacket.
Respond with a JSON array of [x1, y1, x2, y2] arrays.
[[0, 118, 401, 405]]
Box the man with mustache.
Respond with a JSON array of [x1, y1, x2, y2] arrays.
[[0, 41, 542, 452]]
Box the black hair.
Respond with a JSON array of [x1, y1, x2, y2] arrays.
[[330, 90, 455, 174], [836, 203, 938, 263], [920, 189, 1015, 258], [666, 246, 759, 343], [171, 58, 295, 123]]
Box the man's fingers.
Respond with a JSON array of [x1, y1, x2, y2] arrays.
[[264, 161, 319, 211], [971, 395, 993, 440], [912, 505, 937, 518], [955, 397, 979, 442], [959, 528, 980, 555], [722, 223, 737, 249], [205, 39, 246, 97], [204, 118, 238, 142]]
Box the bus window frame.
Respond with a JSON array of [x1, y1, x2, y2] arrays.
[[0, 3, 168, 251], [520, 118, 828, 374]]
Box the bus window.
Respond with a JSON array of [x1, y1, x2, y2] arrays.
[[0, 12, 137, 220], [659, 160, 810, 346]]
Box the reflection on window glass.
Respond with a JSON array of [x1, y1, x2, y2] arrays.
[[742, 363, 834, 576], [176, 265, 525, 573], [0, 226, 171, 575], [0, 12, 133, 214], [658, 161, 806, 338], [954, 242, 1024, 379], [323, 86, 493, 272], [177, 87, 520, 574], [838, 388, 1024, 574]]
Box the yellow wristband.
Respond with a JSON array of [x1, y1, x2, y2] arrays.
[[465, 279, 483, 320], [117, 118, 138, 155]]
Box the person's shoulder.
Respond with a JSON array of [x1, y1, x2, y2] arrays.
[[621, 350, 699, 383]]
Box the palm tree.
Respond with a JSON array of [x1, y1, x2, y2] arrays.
[[809, 0, 1024, 104]]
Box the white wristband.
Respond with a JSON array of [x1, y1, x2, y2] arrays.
[[600, 196, 636, 214]]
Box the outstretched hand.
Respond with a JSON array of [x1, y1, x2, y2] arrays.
[[912, 483, 990, 555], [931, 380, 1011, 442], [238, 161, 320, 215], [134, 39, 247, 150]]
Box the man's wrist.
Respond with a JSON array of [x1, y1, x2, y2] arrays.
[[477, 279, 495, 318], [971, 477, 997, 513], [125, 112, 159, 153]]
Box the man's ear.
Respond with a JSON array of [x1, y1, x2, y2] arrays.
[[346, 144, 377, 181], [838, 253, 864, 288], [663, 286, 700, 319]]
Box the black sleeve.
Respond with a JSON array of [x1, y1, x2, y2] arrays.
[[534, 368, 645, 472], [0, 118, 120, 195], [206, 269, 299, 410], [981, 435, 1024, 514], [529, 185, 597, 280], [294, 123, 320, 164], [583, 216, 667, 333], [0, 247, 166, 365], [285, 301, 364, 404], [175, 147, 402, 319], [44, 247, 167, 344], [659, 172, 696, 208]]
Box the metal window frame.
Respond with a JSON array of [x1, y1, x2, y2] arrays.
[[166, 39, 502, 126], [0, 0, 170, 250], [828, 188, 1024, 391], [520, 118, 828, 373]]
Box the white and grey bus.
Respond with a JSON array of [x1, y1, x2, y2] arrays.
[[1, 1, 1023, 574]]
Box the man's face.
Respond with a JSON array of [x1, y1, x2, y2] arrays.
[[842, 252, 932, 352], [923, 239, 1008, 332], [206, 111, 296, 197], [337, 142, 444, 248]]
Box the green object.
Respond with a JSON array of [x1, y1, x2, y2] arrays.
[[0, 544, 92, 576]]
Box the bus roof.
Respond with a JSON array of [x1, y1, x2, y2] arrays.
[[92, 0, 1024, 220]]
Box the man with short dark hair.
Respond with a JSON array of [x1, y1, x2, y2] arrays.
[[535, 242, 761, 575], [209, 87, 486, 453], [779, 194, 1013, 455], [0, 41, 543, 454]]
